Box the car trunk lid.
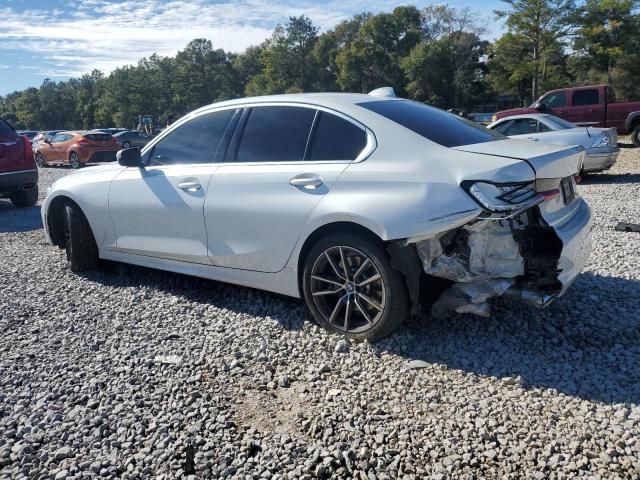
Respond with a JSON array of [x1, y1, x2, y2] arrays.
[[452, 139, 584, 179], [453, 139, 585, 227]]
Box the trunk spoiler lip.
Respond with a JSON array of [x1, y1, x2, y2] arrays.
[[452, 143, 584, 177]]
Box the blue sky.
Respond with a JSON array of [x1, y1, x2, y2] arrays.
[[0, 0, 505, 96]]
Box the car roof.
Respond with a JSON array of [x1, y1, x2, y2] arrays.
[[493, 114, 552, 122], [192, 92, 389, 115]]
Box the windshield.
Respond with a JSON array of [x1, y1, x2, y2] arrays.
[[358, 99, 506, 147], [544, 116, 576, 130]]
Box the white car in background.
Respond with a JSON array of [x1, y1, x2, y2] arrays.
[[487, 114, 619, 173], [42, 92, 592, 340]]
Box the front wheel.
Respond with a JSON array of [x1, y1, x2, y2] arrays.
[[69, 152, 81, 169], [632, 125, 640, 148], [302, 233, 409, 341], [64, 204, 99, 272]]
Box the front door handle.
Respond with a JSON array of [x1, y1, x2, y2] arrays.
[[289, 173, 323, 189], [177, 181, 201, 192]]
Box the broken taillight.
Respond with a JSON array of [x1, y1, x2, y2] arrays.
[[462, 181, 543, 215]]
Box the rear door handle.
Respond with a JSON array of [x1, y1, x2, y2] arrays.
[[177, 181, 201, 192], [289, 173, 323, 189]]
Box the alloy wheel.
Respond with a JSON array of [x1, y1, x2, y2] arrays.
[[122, 141, 131, 148], [35, 153, 45, 168], [309, 245, 386, 333], [70, 153, 80, 168]]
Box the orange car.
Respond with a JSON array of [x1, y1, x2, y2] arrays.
[[34, 130, 120, 168]]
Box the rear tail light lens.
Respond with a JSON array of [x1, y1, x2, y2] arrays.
[[462, 181, 543, 214], [590, 132, 611, 148], [78, 137, 91, 145], [22, 136, 34, 163]]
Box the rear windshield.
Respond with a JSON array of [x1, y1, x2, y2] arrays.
[[0, 119, 17, 137], [358, 100, 505, 147], [544, 116, 575, 130], [84, 133, 112, 141]]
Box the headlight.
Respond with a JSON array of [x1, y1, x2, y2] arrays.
[[462, 181, 543, 214], [491, 115, 497, 123], [590, 132, 610, 148]]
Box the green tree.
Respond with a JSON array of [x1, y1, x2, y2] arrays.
[[495, 0, 577, 99], [335, 6, 422, 93], [573, 0, 639, 84]]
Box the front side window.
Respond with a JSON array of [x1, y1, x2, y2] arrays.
[[235, 106, 316, 162], [572, 89, 599, 106], [148, 109, 235, 166], [306, 112, 367, 161], [542, 91, 567, 108], [51, 133, 67, 143], [358, 99, 505, 148]]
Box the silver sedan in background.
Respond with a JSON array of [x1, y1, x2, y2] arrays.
[[487, 113, 619, 173], [42, 91, 592, 340]]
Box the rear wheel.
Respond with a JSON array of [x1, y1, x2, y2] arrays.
[[632, 124, 640, 148], [35, 153, 47, 168], [64, 204, 99, 272], [302, 233, 409, 341], [69, 152, 81, 169], [10, 187, 38, 208]]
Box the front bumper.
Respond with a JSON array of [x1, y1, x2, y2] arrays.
[[0, 168, 38, 195], [583, 148, 619, 172]]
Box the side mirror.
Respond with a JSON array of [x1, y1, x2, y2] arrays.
[[117, 147, 143, 167], [44, 138, 51, 144], [533, 102, 545, 111]]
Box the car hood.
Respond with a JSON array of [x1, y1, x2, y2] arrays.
[[453, 139, 584, 179]]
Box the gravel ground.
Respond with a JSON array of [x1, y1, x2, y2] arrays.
[[1, 146, 639, 480]]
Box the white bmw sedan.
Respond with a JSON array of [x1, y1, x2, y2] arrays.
[[42, 92, 592, 340]]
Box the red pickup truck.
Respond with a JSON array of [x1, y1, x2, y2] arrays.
[[0, 118, 38, 208], [493, 85, 640, 147]]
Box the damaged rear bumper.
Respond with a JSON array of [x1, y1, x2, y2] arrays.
[[404, 198, 592, 316]]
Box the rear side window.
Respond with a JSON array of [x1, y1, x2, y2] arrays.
[[235, 106, 315, 162], [572, 89, 599, 106], [307, 112, 367, 161], [358, 100, 504, 148], [149, 109, 235, 166], [84, 133, 112, 141], [500, 118, 538, 135], [0, 119, 17, 137]]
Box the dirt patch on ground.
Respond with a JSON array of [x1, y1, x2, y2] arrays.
[[234, 381, 314, 437]]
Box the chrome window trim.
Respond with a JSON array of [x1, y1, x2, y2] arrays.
[[142, 101, 378, 166]]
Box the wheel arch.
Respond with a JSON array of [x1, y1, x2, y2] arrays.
[[46, 195, 91, 247], [625, 111, 640, 133], [296, 221, 384, 295]]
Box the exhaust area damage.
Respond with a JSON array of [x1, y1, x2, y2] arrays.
[[414, 209, 563, 317]]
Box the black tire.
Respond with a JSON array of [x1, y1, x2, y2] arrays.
[[632, 124, 640, 148], [122, 141, 131, 149], [35, 153, 47, 168], [302, 232, 409, 341], [64, 204, 99, 272], [10, 187, 38, 208], [69, 152, 81, 169]]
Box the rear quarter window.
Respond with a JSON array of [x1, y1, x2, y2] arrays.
[[358, 100, 505, 147], [85, 133, 113, 141]]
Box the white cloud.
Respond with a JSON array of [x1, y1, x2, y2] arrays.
[[0, 0, 499, 80]]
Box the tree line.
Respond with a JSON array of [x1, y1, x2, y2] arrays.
[[1, 0, 638, 130]]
